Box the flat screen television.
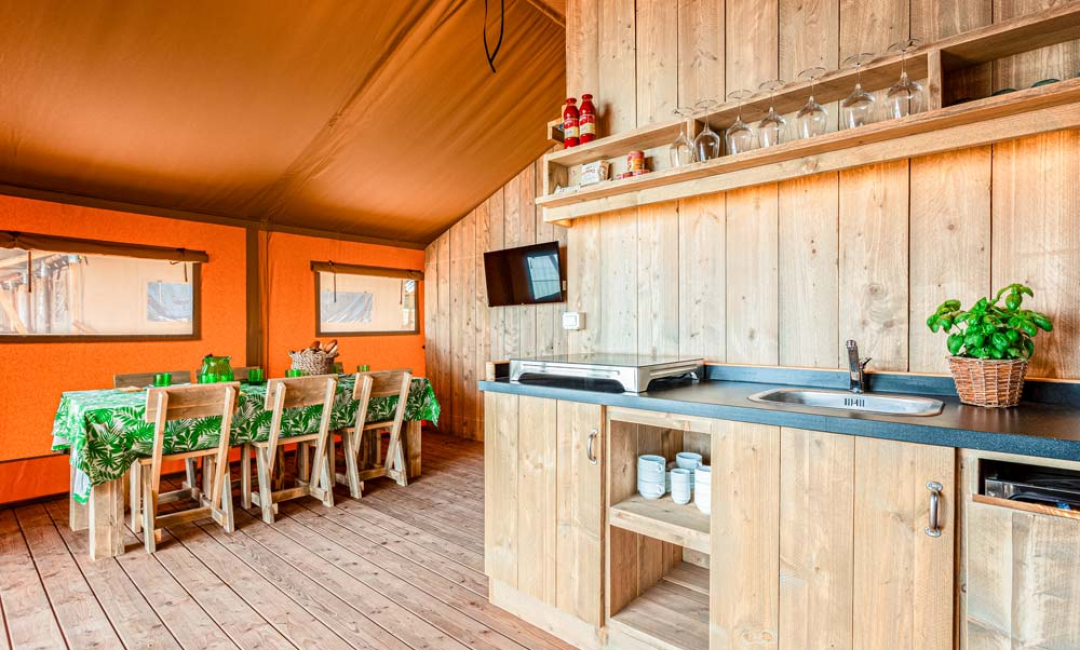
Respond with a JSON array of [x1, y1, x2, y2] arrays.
[[484, 241, 565, 307]]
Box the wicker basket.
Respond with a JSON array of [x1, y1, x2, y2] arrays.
[[289, 349, 337, 376], [947, 356, 1028, 408]]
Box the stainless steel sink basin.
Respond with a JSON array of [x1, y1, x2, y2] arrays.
[[748, 388, 944, 417]]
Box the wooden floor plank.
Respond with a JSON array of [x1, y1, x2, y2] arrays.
[[4, 432, 567, 650], [0, 509, 68, 650], [13, 505, 122, 650], [42, 500, 182, 650]]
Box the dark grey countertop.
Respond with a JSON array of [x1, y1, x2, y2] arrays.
[[478, 370, 1080, 462]]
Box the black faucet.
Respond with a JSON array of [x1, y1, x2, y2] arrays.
[[846, 340, 871, 394]]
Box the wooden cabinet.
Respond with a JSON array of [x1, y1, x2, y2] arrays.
[[711, 425, 956, 650], [963, 451, 1080, 650], [484, 392, 605, 635]]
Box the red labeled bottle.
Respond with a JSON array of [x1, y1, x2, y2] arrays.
[[563, 98, 580, 148], [579, 94, 597, 143]]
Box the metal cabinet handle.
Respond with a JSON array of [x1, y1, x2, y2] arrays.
[[925, 481, 943, 538], [586, 429, 599, 465]]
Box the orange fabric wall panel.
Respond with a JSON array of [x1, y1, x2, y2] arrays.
[[0, 456, 70, 504], [264, 232, 426, 378], [0, 195, 248, 464]]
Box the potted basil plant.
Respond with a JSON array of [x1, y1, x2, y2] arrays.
[[926, 283, 1052, 407]]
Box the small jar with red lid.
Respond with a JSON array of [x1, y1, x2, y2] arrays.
[[563, 98, 580, 148], [579, 94, 597, 143]]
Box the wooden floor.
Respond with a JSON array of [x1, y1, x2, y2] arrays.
[[0, 432, 576, 650]]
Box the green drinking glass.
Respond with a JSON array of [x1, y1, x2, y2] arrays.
[[286, 369, 304, 378], [153, 373, 171, 387], [248, 367, 264, 382], [357, 364, 370, 372]]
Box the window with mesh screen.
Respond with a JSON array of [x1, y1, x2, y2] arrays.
[[316, 270, 418, 335], [0, 248, 198, 338]]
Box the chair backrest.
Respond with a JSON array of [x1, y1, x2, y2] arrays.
[[265, 374, 339, 411], [144, 382, 240, 423], [231, 366, 257, 381], [354, 369, 412, 399], [115, 370, 192, 389]]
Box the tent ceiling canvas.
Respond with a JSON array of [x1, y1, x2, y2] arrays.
[[0, 0, 565, 247]]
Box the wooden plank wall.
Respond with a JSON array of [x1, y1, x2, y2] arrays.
[[429, 0, 1080, 439], [425, 154, 568, 440]]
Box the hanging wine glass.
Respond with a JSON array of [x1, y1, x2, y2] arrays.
[[795, 66, 829, 139], [669, 107, 694, 167], [725, 90, 755, 155], [693, 99, 722, 162], [884, 38, 924, 119], [841, 52, 876, 129], [756, 79, 787, 148]]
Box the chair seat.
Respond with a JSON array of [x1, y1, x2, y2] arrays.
[[136, 447, 220, 464], [250, 432, 321, 448]]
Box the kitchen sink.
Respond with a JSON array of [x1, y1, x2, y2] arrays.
[[748, 388, 944, 417]]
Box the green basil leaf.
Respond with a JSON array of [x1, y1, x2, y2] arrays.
[[947, 334, 963, 355]]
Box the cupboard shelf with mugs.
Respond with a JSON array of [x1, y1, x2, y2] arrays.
[[605, 408, 714, 650]]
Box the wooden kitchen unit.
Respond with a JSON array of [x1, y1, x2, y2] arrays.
[[482, 391, 1080, 650]]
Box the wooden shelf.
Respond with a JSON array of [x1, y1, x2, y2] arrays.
[[609, 494, 710, 554], [608, 564, 710, 650], [539, 78, 1080, 223], [538, 2, 1080, 224]]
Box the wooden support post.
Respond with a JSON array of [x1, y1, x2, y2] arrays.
[[406, 420, 422, 479], [88, 478, 125, 560], [68, 464, 88, 532]]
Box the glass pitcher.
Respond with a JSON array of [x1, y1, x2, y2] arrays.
[[199, 354, 234, 383]]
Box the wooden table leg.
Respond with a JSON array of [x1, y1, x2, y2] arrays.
[[405, 420, 422, 479], [88, 478, 125, 560], [69, 464, 89, 532]]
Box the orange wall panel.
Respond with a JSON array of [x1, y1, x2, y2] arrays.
[[264, 232, 426, 378], [0, 195, 248, 463]]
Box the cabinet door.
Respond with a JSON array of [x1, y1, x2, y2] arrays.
[[852, 437, 955, 650], [556, 400, 604, 626], [485, 391, 521, 587], [967, 500, 1080, 649]]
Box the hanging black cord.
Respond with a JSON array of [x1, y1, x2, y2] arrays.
[[483, 0, 505, 73]]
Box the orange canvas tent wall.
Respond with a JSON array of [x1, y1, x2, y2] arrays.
[[0, 194, 425, 504]]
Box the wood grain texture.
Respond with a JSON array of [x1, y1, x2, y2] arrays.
[[678, 0, 725, 108], [450, 214, 475, 437], [599, 208, 639, 353], [556, 400, 605, 627], [474, 199, 493, 435], [853, 437, 955, 650], [436, 231, 452, 433], [517, 395, 558, 605], [599, 0, 637, 135], [779, 174, 840, 368], [711, 420, 781, 650], [779, 428, 854, 650], [839, 161, 909, 371], [567, 215, 602, 355], [839, 0, 909, 56], [636, 0, 679, 126], [966, 500, 1080, 649], [727, 0, 780, 90], [994, 0, 1080, 91], [909, 148, 991, 374], [677, 193, 726, 361], [487, 187, 507, 362], [566, 0, 599, 99], [636, 202, 680, 357], [726, 185, 780, 365], [992, 131, 1080, 378], [484, 391, 518, 586]]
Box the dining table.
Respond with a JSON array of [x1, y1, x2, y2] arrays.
[[52, 374, 440, 559]]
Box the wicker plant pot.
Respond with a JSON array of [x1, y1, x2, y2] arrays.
[[947, 356, 1028, 408]]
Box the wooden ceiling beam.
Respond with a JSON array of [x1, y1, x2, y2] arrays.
[[524, 0, 566, 28]]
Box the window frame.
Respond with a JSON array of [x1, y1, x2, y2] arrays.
[[0, 231, 205, 343], [311, 261, 422, 338]]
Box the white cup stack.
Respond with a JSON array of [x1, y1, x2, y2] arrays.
[[637, 454, 667, 500], [694, 465, 712, 514], [671, 468, 693, 505]]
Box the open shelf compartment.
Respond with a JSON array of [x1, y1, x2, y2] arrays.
[[605, 410, 712, 650], [608, 561, 710, 650]]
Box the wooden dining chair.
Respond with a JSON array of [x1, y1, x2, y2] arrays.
[[241, 374, 338, 523], [132, 382, 239, 553], [335, 369, 412, 498], [114, 370, 192, 389]]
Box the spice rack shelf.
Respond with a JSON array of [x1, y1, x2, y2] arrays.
[[609, 494, 711, 554], [538, 2, 1080, 224]]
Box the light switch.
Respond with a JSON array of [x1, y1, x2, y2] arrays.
[[562, 311, 583, 330]]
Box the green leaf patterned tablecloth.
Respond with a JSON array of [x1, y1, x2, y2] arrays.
[[52, 376, 440, 503]]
